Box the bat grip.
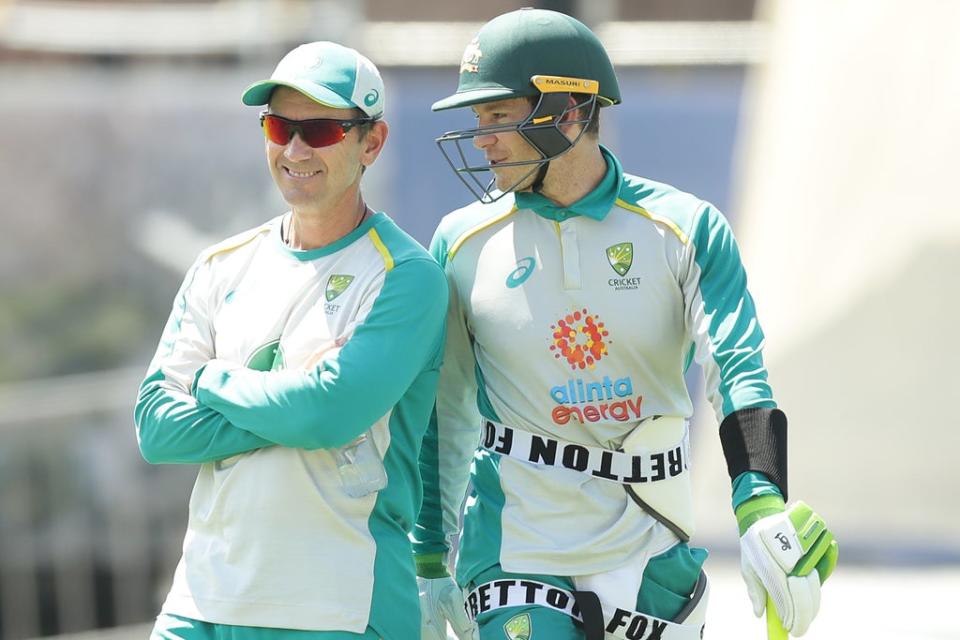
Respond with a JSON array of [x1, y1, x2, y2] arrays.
[[766, 594, 788, 639]]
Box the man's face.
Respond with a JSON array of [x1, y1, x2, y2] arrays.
[[265, 87, 381, 215], [471, 97, 543, 192]]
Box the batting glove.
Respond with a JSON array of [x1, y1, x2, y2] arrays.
[[416, 554, 476, 640], [737, 497, 838, 636]]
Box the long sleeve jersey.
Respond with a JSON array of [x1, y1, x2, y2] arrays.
[[134, 212, 447, 637], [414, 148, 776, 584]]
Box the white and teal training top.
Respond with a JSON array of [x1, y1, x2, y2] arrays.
[[135, 212, 447, 637], [414, 148, 778, 584]]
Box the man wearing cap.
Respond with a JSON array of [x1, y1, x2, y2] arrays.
[[135, 41, 447, 639], [413, 9, 838, 640]]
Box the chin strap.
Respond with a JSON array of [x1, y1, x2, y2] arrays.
[[530, 160, 551, 193]]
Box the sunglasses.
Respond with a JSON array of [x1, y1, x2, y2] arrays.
[[259, 113, 374, 148]]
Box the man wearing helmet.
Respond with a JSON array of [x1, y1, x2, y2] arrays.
[[413, 8, 837, 640]]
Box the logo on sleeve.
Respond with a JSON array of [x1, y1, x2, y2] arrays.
[[606, 242, 641, 290], [506, 256, 536, 288]]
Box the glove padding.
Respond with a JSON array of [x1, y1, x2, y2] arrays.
[[418, 576, 476, 640], [740, 500, 838, 637]]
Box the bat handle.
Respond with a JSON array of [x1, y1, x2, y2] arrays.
[[766, 595, 788, 639]]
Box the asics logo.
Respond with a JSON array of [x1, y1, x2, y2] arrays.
[[506, 256, 536, 288]]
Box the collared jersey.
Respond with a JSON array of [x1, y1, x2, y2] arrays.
[[135, 212, 447, 637], [414, 148, 776, 582]]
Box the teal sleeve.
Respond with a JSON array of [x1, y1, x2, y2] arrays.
[[135, 370, 274, 464], [415, 406, 448, 558], [194, 258, 448, 450], [731, 470, 784, 510], [687, 204, 777, 418], [134, 253, 274, 465], [413, 228, 482, 560]]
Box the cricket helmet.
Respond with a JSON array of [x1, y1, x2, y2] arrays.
[[433, 8, 621, 203]]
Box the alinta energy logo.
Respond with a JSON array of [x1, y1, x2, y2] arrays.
[[547, 309, 642, 425], [549, 308, 609, 370]]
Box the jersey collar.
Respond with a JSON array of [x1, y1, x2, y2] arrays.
[[514, 145, 622, 222]]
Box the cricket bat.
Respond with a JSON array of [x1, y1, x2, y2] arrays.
[[766, 595, 788, 640]]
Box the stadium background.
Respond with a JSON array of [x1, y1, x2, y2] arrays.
[[0, 0, 957, 638]]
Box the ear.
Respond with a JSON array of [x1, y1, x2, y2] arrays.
[[360, 120, 389, 167], [557, 94, 587, 135]]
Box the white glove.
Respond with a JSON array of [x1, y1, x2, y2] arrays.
[[739, 500, 837, 637], [418, 576, 476, 640]]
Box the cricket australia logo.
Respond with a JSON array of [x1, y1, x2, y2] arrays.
[[325, 274, 354, 301], [324, 274, 354, 315], [460, 37, 482, 73], [606, 242, 641, 291], [606, 242, 633, 276], [504, 613, 531, 640]]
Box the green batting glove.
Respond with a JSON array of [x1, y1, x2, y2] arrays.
[[415, 553, 475, 640], [737, 497, 839, 636], [415, 552, 450, 578]]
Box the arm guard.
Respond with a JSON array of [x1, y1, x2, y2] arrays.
[[720, 407, 788, 499]]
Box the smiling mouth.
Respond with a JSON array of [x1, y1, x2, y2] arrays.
[[284, 167, 320, 178]]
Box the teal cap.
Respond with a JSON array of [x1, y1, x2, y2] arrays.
[[242, 41, 385, 118]]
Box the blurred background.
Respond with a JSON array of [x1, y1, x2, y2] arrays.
[[0, 0, 956, 638]]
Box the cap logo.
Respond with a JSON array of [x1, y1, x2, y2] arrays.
[[460, 37, 483, 73], [364, 89, 380, 107]]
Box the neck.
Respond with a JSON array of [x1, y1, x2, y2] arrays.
[[535, 140, 606, 208], [286, 190, 369, 250]]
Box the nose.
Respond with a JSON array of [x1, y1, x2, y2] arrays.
[[472, 131, 497, 150], [283, 132, 313, 162]]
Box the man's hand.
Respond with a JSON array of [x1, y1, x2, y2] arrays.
[[737, 497, 838, 637], [418, 576, 475, 640], [416, 553, 475, 640]]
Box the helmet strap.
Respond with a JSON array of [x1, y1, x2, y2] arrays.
[[530, 159, 551, 193]]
